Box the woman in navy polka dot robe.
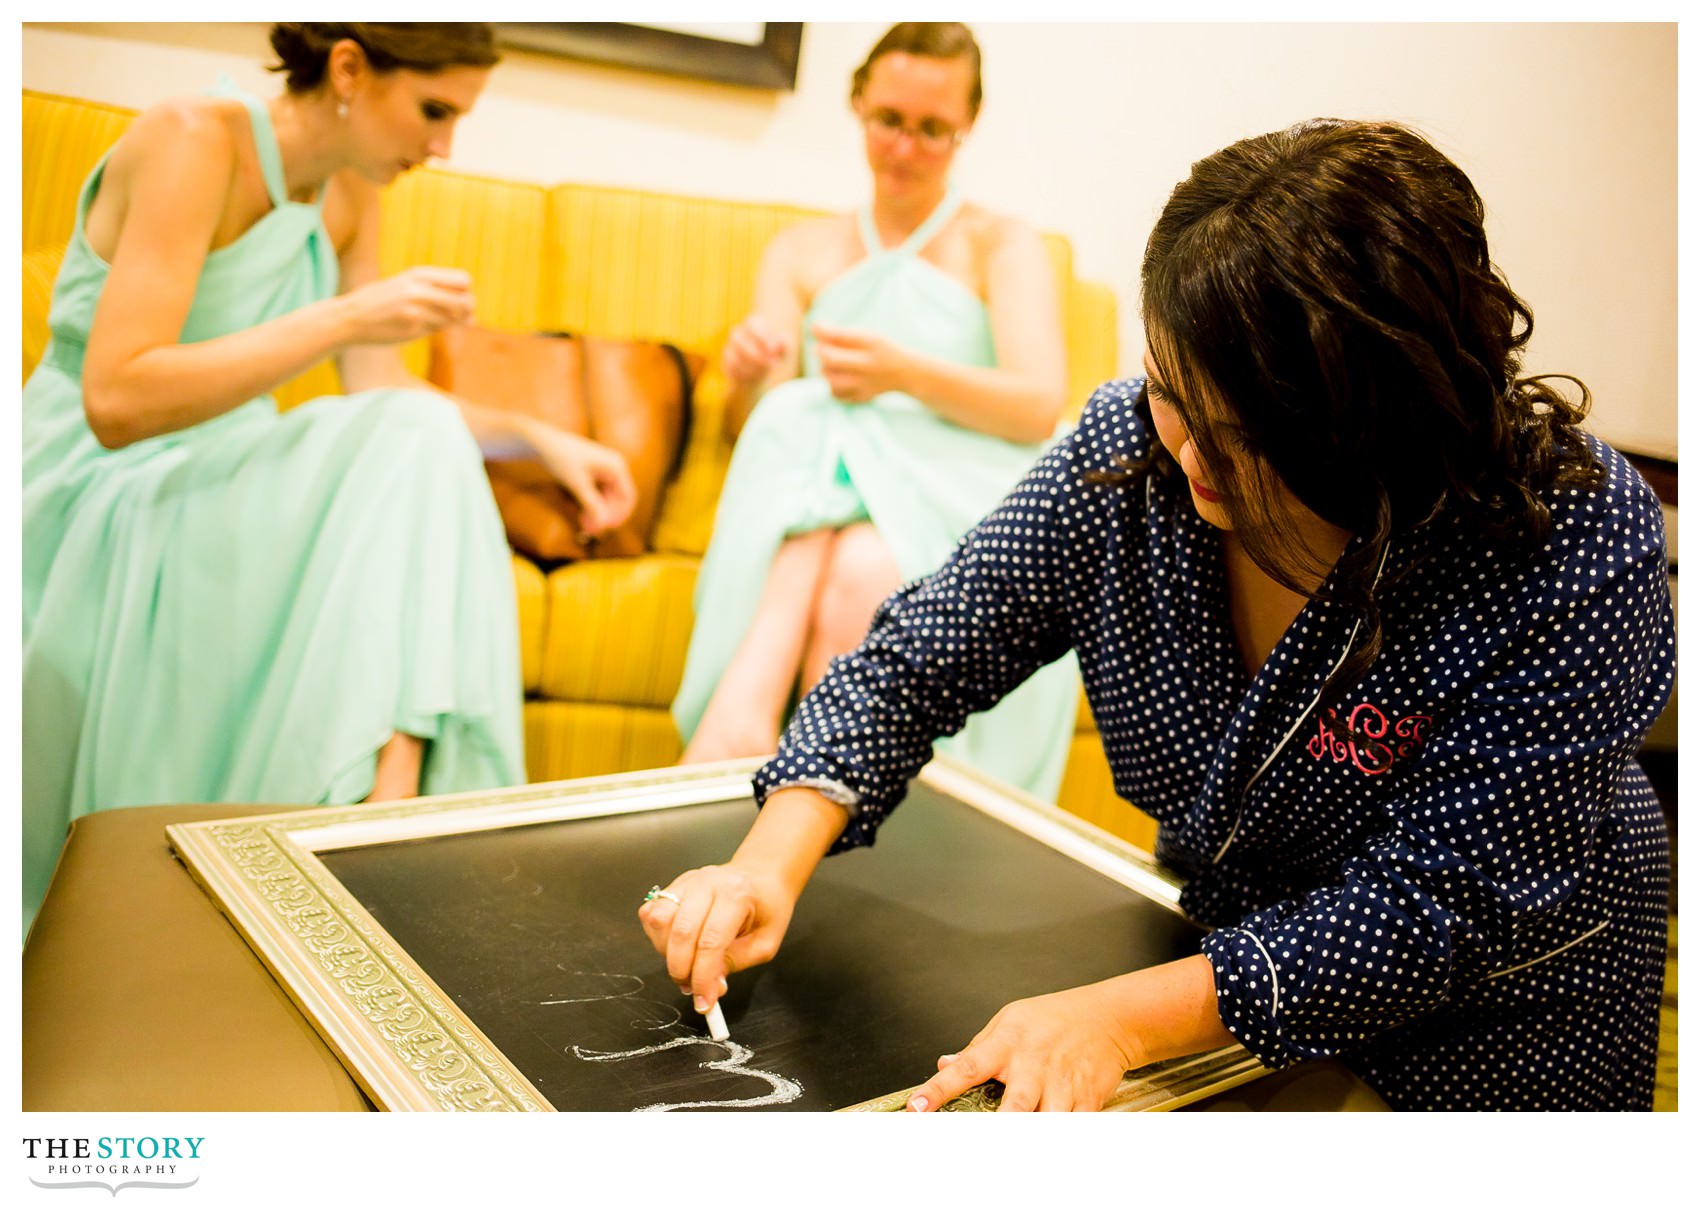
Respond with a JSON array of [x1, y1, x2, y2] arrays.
[[639, 119, 1675, 1111]]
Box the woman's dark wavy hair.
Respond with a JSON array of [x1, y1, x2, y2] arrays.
[[268, 23, 499, 93], [1127, 118, 1603, 735]]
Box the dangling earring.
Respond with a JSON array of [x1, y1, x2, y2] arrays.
[[336, 98, 349, 120]]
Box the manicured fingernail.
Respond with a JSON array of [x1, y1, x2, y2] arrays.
[[679, 985, 691, 996], [908, 1095, 929, 1112], [938, 1053, 958, 1065], [694, 996, 708, 1012]]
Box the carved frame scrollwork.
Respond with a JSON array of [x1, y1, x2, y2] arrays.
[[186, 814, 546, 1111]]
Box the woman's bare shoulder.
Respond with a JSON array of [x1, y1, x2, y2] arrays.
[[771, 211, 858, 258], [958, 201, 1045, 255], [82, 96, 241, 259], [105, 94, 241, 178], [768, 211, 861, 294]]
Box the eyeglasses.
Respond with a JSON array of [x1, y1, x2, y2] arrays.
[[860, 107, 964, 154]]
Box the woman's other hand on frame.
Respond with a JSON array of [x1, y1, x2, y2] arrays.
[[906, 980, 1145, 1112]]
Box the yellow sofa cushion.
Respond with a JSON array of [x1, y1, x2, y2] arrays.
[[543, 183, 819, 348], [540, 553, 699, 705], [522, 701, 683, 783], [652, 364, 733, 558], [22, 91, 134, 254], [1065, 280, 1120, 416], [511, 553, 548, 695]]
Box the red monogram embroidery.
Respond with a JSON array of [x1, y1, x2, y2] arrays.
[[1306, 704, 1431, 776]]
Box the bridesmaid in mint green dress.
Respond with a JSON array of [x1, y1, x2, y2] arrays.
[[21, 24, 637, 934], [674, 24, 1080, 800]]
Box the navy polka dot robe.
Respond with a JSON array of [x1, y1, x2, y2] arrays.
[[754, 378, 1675, 1111]]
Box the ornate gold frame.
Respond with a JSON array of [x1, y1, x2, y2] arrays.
[[168, 757, 1265, 1112]]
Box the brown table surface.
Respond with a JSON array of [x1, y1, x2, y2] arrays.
[[22, 800, 1383, 1113], [24, 801, 373, 1111]]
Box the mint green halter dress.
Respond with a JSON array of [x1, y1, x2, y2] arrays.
[[21, 80, 524, 933], [673, 189, 1079, 799]]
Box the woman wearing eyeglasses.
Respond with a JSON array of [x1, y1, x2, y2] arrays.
[[674, 23, 1078, 799]]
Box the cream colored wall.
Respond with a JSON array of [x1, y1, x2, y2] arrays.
[[23, 21, 1676, 455]]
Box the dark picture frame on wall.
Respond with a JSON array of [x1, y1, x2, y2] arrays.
[[495, 22, 804, 91]]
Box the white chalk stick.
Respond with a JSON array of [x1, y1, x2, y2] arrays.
[[704, 1001, 730, 1041]]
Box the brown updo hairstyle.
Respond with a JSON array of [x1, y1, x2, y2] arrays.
[[850, 22, 983, 120], [268, 23, 500, 92]]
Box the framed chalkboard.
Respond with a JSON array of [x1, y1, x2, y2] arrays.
[[169, 758, 1265, 1111]]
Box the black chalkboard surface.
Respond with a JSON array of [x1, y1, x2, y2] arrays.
[[321, 783, 1203, 1111]]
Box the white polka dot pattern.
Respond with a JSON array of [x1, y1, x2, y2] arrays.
[[754, 377, 1675, 1110]]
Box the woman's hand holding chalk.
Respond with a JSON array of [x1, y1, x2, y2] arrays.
[[638, 829, 832, 1048]]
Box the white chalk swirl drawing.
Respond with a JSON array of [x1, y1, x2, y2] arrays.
[[571, 1036, 804, 1112], [543, 971, 804, 1112]]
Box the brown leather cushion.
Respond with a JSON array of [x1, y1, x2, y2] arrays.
[[22, 803, 371, 1111], [429, 325, 701, 565]]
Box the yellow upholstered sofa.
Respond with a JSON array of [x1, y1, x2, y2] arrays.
[[22, 88, 1156, 850]]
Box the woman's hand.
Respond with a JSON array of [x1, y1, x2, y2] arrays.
[[906, 980, 1145, 1112], [906, 957, 1234, 1112], [636, 788, 847, 1020], [811, 323, 914, 403], [527, 424, 637, 537], [638, 862, 800, 1013], [342, 266, 476, 346], [722, 314, 792, 387]]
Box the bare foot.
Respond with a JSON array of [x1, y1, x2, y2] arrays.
[[364, 732, 424, 801]]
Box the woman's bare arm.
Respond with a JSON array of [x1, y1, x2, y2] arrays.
[[720, 226, 809, 439], [80, 104, 366, 448]]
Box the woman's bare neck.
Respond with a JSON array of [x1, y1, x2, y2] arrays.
[[868, 185, 949, 249]]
